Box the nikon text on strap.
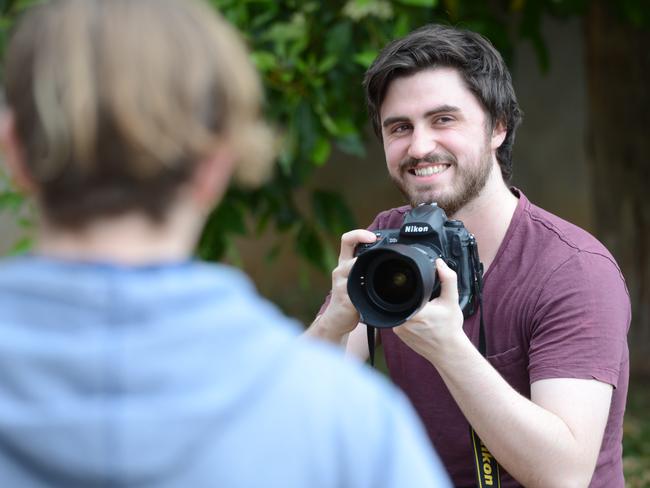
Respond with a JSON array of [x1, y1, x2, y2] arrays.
[[471, 429, 501, 487], [469, 238, 501, 487]]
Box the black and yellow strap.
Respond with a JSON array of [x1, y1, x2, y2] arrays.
[[471, 427, 501, 487], [469, 240, 501, 487]]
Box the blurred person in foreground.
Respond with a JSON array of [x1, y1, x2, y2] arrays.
[[0, 1, 451, 486], [308, 24, 630, 487]]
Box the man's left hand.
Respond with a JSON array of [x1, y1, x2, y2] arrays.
[[393, 258, 465, 362]]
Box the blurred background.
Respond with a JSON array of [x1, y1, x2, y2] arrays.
[[0, 0, 648, 485]]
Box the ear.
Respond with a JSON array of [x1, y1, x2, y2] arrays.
[[190, 143, 236, 212], [0, 110, 38, 194], [490, 119, 507, 151]]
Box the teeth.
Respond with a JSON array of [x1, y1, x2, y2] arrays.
[[413, 165, 446, 176]]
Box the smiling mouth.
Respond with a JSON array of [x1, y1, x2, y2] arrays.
[[408, 164, 450, 176]]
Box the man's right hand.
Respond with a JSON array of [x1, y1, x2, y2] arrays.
[[305, 229, 377, 344]]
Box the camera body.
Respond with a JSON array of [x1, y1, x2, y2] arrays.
[[347, 203, 482, 328]]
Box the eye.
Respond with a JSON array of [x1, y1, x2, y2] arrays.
[[434, 115, 455, 125], [391, 123, 411, 134]]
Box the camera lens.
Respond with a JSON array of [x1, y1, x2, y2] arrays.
[[369, 258, 417, 308], [364, 252, 422, 314], [348, 244, 436, 328]]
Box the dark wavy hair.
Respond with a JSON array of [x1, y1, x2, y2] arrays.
[[364, 24, 522, 181]]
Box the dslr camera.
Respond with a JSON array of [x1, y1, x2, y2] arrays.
[[347, 203, 482, 328]]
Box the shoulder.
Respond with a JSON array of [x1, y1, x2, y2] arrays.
[[511, 197, 631, 339], [368, 205, 411, 231], [281, 339, 415, 435], [495, 191, 630, 330], [523, 201, 607, 256], [514, 191, 625, 284], [282, 339, 450, 485]]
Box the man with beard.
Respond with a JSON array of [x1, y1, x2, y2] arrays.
[[307, 24, 630, 488]]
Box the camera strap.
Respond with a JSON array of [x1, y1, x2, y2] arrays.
[[367, 325, 377, 366], [469, 237, 501, 488]]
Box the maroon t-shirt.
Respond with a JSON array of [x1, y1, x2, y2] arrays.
[[323, 189, 630, 487]]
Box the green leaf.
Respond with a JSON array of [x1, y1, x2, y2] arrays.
[[295, 223, 327, 272], [334, 118, 359, 137], [312, 137, 331, 166], [265, 242, 282, 264], [298, 260, 312, 290], [621, 0, 650, 28], [277, 123, 298, 175], [336, 134, 366, 157], [394, 13, 411, 37], [312, 190, 357, 235], [212, 200, 247, 235], [18, 216, 33, 228], [315, 104, 340, 136], [223, 236, 243, 267], [353, 49, 377, 68], [324, 22, 352, 58], [342, 0, 394, 21], [251, 50, 277, 71], [10, 236, 32, 255], [295, 101, 318, 161], [395, 0, 437, 7], [317, 54, 338, 73], [0, 190, 25, 212], [263, 14, 307, 44]]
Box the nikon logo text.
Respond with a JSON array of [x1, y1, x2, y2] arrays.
[[404, 225, 429, 233], [481, 445, 494, 485]]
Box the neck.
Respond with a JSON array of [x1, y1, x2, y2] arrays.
[[36, 203, 204, 266], [451, 168, 518, 271]]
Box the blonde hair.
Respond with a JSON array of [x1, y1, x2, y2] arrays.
[[4, 0, 275, 227]]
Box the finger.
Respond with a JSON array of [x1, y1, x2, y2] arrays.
[[436, 258, 459, 304], [333, 257, 357, 281], [338, 229, 377, 263]]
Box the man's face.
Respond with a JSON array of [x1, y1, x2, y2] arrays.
[[380, 67, 502, 215]]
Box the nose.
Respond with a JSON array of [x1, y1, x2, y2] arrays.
[[407, 125, 436, 160]]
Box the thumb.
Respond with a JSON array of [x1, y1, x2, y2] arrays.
[[436, 258, 459, 304]]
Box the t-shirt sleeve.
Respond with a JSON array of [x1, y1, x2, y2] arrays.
[[527, 251, 630, 387]]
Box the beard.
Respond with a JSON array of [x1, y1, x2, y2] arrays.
[[390, 143, 493, 217]]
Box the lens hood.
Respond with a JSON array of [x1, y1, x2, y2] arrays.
[[347, 244, 437, 328]]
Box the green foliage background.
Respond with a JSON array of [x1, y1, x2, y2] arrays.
[[6, 0, 648, 269], [197, 0, 647, 274]]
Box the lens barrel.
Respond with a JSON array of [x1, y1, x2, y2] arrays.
[[348, 244, 437, 328]]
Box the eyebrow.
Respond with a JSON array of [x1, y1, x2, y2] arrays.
[[381, 105, 461, 129]]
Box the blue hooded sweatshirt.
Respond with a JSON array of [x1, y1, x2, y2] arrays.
[[0, 256, 450, 488]]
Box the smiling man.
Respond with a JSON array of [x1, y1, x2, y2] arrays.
[[307, 24, 631, 488]]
